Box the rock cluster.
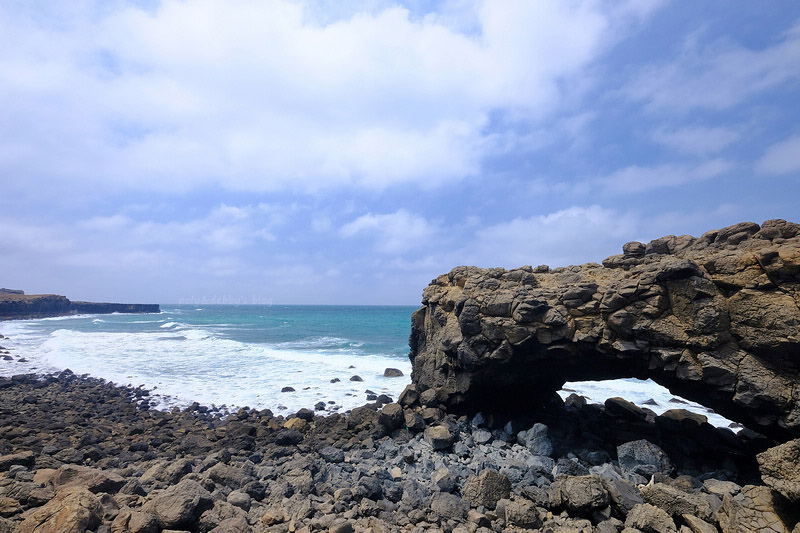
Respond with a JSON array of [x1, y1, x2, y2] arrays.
[[1, 372, 799, 532], [409, 220, 800, 441]]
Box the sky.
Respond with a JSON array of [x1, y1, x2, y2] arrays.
[[1, 0, 799, 305]]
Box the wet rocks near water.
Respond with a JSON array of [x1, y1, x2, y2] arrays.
[[1, 372, 798, 532]]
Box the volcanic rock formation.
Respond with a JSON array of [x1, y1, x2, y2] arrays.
[[408, 220, 800, 441], [0, 291, 159, 320]]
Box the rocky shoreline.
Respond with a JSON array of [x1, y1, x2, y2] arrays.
[[1, 370, 799, 532], [0, 289, 159, 320], [3, 220, 800, 532]]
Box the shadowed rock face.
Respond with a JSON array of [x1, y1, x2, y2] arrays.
[[0, 293, 159, 320], [409, 220, 800, 441]]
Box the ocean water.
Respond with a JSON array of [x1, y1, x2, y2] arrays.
[[0, 305, 735, 427]]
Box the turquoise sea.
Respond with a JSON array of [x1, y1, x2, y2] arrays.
[[0, 305, 416, 414], [0, 304, 735, 427]]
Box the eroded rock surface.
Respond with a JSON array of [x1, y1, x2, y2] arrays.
[[409, 220, 800, 440]]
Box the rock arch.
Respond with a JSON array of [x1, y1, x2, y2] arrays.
[[408, 220, 800, 441]]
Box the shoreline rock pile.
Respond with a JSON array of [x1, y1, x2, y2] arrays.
[[1, 371, 799, 532]]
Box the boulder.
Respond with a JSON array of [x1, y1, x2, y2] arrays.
[[377, 403, 404, 430], [462, 470, 511, 509], [681, 514, 719, 533], [0, 451, 34, 471], [429, 492, 467, 521], [617, 439, 674, 477], [18, 488, 102, 533], [383, 368, 404, 377], [757, 438, 800, 502], [640, 483, 714, 522], [550, 475, 610, 516], [423, 425, 455, 450], [408, 220, 800, 440], [111, 507, 159, 533], [140, 458, 194, 485], [521, 423, 553, 456], [624, 503, 677, 533], [318, 446, 345, 463], [503, 499, 541, 529], [716, 485, 798, 533], [49, 464, 126, 494], [141, 479, 213, 529]]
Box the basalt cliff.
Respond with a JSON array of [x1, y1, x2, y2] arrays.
[[409, 219, 800, 441], [0, 289, 159, 320]]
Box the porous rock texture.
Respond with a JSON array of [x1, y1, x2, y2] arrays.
[[409, 220, 800, 440]]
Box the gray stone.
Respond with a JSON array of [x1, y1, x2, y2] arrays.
[[617, 439, 674, 477], [551, 475, 610, 516], [430, 492, 468, 520], [225, 490, 250, 511], [473, 429, 492, 444], [433, 468, 457, 493], [523, 423, 554, 456], [319, 446, 345, 463], [599, 475, 644, 517]]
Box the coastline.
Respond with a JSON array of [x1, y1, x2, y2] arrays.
[[1, 370, 796, 532], [0, 290, 159, 321]]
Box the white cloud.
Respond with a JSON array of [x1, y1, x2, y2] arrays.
[[755, 134, 800, 175], [0, 0, 652, 193], [597, 158, 732, 194], [340, 209, 434, 254], [0, 221, 74, 255], [651, 126, 741, 155], [465, 205, 640, 268], [627, 21, 800, 111]]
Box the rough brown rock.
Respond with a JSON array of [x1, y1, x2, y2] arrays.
[[757, 438, 800, 502], [141, 479, 212, 529], [624, 502, 677, 533], [49, 464, 126, 494], [716, 485, 797, 533], [408, 220, 800, 440], [0, 451, 35, 471], [551, 475, 610, 516], [462, 470, 511, 509], [640, 483, 713, 522], [18, 488, 102, 533]]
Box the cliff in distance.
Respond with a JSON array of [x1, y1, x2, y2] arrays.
[[0, 290, 159, 320], [408, 220, 800, 441]]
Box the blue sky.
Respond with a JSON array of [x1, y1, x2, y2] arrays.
[[1, 0, 799, 305]]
